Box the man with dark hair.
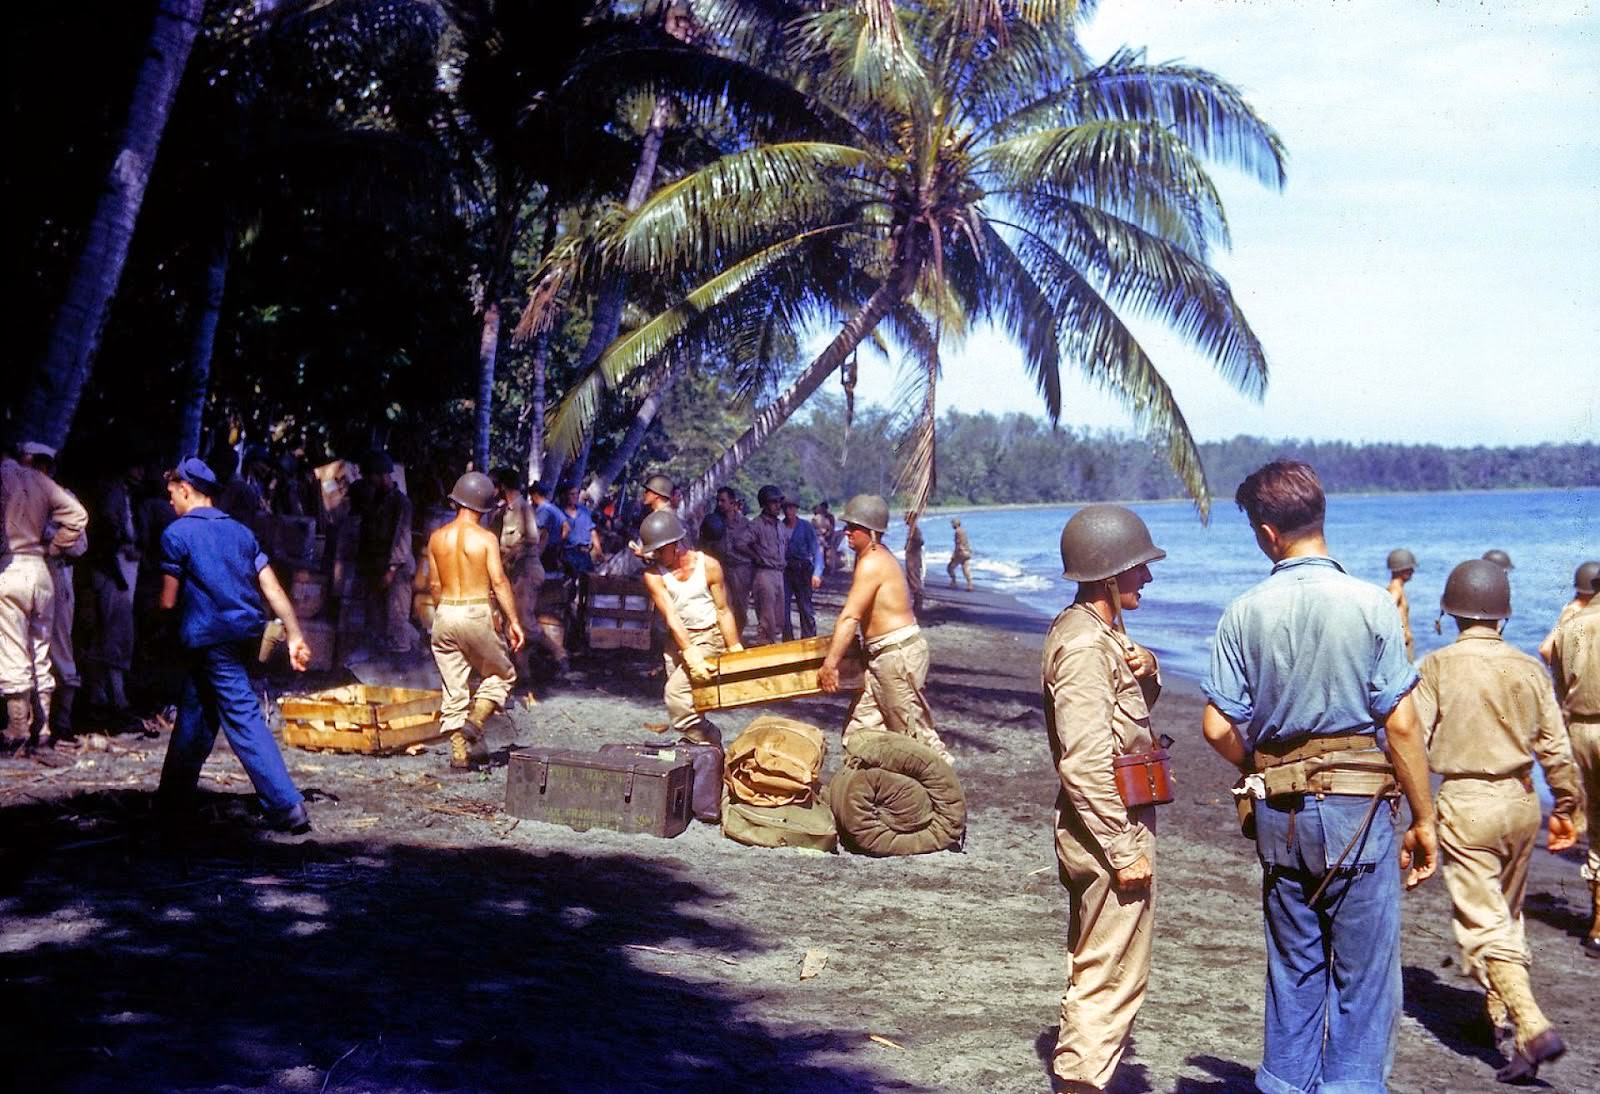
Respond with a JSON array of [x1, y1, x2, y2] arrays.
[[155, 458, 313, 833], [749, 485, 788, 645], [1202, 459, 1437, 1094]]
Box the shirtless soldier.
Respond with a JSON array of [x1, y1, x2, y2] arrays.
[[426, 472, 524, 771], [1386, 547, 1417, 660], [818, 494, 953, 766]]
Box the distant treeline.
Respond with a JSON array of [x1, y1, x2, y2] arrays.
[[688, 395, 1600, 509]]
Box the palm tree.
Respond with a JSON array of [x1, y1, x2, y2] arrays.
[[533, 0, 1285, 519]]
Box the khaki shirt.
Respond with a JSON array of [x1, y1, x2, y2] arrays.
[[750, 512, 786, 570], [496, 497, 541, 580], [1412, 628, 1579, 814], [1042, 603, 1160, 869], [1549, 601, 1600, 718], [2, 457, 88, 557], [721, 509, 755, 566]]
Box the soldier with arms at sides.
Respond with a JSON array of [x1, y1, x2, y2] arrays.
[[1386, 547, 1417, 660], [1412, 559, 1578, 1083], [903, 510, 925, 614], [818, 494, 953, 766], [1043, 505, 1166, 1093], [426, 473, 524, 771], [1547, 578, 1600, 960]]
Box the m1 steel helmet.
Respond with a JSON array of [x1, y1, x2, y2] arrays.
[[1059, 505, 1166, 582], [1481, 549, 1514, 571], [1574, 560, 1600, 594], [1386, 548, 1417, 573], [757, 484, 785, 508], [1441, 559, 1511, 621], [643, 473, 675, 500], [639, 510, 686, 554], [448, 471, 497, 514], [840, 494, 890, 534]]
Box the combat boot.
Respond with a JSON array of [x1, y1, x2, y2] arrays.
[[1584, 881, 1600, 959], [1486, 958, 1565, 1083], [448, 699, 496, 771], [1485, 987, 1515, 1054], [3, 694, 32, 754]]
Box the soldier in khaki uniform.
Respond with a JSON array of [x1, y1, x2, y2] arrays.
[[1411, 559, 1579, 1082], [1039, 505, 1165, 1093], [1548, 592, 1600, 959], [491, 467, 547, 682], [1539, 560, 1596, 664], [1386, 547, 1417, 660], [903, 511, 925, 613]]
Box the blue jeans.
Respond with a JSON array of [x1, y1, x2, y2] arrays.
[[158, 640, 303, 821], [1254, 794, 1400, 1094]]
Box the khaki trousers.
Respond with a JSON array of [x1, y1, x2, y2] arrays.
[[725, 562, 753, 637], [752, 567, 785, 645], [430, 602, 515, 731], [48, 560, 79, 689], [1437, 778, 1539, 982], [663, 626, 725, 738], [1571, 717, 1600, 882], [842, 635, 952, 765], [0, 555, 54, 696], [1052, 810, 1156, 1090]]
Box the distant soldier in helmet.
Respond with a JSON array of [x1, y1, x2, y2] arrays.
[[1386, 548, 1417, 660], [1412, 559, 1579, 1082], [903, 510, 926, 613], [1043, 504, 1165, 1092], [1482, 548, 1515, 571], [1539, 560, 1598, 664], [425, 472, 524, 771], [1547, 569, 1600, 961], [639, 509, 742, 745], [818, 494, 953, 766]]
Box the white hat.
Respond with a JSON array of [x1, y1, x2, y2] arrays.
[[19, 441, 57, 459]]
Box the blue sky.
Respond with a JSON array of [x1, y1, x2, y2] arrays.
[[836, 0, 1600, 446]]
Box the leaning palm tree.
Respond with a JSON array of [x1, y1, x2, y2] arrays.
[[532, 0, 1285, 519]]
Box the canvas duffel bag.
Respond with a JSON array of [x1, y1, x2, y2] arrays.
[[723, 715, 827, 807], [600, 740, 724, 822], [721, 799, 838, 852]]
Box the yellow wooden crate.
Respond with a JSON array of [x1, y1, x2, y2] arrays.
[[691, 635, 864, 713], [279, 684, 444, 754]]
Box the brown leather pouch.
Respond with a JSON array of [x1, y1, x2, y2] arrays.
[[1235, 789, 1257, 840], [1114, 748, 1174, 807]]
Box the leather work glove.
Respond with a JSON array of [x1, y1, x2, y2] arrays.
[[681, 646, 715, 683]]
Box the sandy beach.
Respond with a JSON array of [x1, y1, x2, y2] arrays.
[[2, 578, 1595, 1093]]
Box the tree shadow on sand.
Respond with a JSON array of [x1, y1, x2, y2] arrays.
[[1400, 965, 1504, 1070], [1, 791, 924, 1093]]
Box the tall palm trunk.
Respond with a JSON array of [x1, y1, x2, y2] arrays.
[[177, 219, 232, 462], [19, 0, 205, 449], [524, 207, 559, 484], [682, 263, 914, 522], [582, 358, 684, 505], [473, 199, 523, 471]]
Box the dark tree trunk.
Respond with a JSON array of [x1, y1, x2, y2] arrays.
[[177, 219, 232, 462]]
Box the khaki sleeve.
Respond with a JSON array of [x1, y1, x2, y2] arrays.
[[47, 479, 89, 553], [390, 494, 415, 569], [1048, 642, 1142, 869], [1410, 657, 1440, 747], [1533, 670, 1581, 815]]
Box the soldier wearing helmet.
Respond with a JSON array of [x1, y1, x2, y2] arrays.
[[1042, 504, 1165, 1091], [425, 471, 524, 771], [817, 494, 953, 767], [628, 472, 681, 562], [1386, 547, 1418, 660], [638, 509, 743, 745], [1412, 560, 1579, 1082], [1539, 560, 1599, 664], [1482, 548, 1515, 571], [1547, 568, 1600, 962]]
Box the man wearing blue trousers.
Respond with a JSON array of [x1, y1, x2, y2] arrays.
[[156, 458, 314, 833], [781, 499, 824, 640], [1202, 459, 1438, 1094]]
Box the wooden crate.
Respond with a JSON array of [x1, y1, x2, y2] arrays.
[[588, 575, 654, 651], [691, 635, 864, 713], [279, 684, 444, 754]]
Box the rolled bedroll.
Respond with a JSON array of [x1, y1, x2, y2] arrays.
[[827, 730, 967, 856]]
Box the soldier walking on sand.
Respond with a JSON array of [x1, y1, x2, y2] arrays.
[[1547, 587, 1600, 960], [903, 510, 925, 613], [1539, 561, 1597, 664], [1043, 505, 1166, 1092], [749, 484, 788, 645], [1411, 559, 1578, 1083], [947, 517, 974, 591], [818, 494, 953, 766], [426, 472, 524, 771], [639, 510, 742, 746], [1201, 460, 1437, 1094], [1386, 548, 1417, 660]]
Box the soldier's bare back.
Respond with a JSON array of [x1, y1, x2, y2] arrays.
[[429, 514, 501, 601]]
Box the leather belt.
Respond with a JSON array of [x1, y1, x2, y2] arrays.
[[1253, 732, 1377, 769], [865, 634, 921, 661], [1440, 770, 1534, 792]]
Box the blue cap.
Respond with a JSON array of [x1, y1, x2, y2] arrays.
[[171, 457, 221, 496]]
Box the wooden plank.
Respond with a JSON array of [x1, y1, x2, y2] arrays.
[[710, 636, 833, 674], [282, 716, 446, 755]]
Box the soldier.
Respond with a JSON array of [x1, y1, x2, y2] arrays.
[[1482, 548, 1515, 571], [1386, 547, 1417, 660], [1201, 460, 1437, 1094], [83, 457, 143, 719], [352, 451, 416, 654], [818, 494, 953, 766], [904, 510, 925, 613], [748, 484, 788, 645], [947, 517, 974, 591], [1043, 505, 1166, 1092], [639, 510, 743, 746], [1547, 584, 1600, 959], [628, 472, 677, 561], [812, 501, 838, 574], [780, 499, 823, 640], [426, 472, 523, 771], [1411, 559, 1578, 1082], [1539, 560, 1597, 664], [717, 487, 754, 637], [491, 468, 546, 682], [17, 443, 88, 745], [154, 458, 313, 833]]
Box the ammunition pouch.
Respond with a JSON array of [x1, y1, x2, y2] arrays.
[[1252, 733, 1396, 801]]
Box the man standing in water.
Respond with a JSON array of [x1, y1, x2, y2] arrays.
[[1202, 459, 1437, 1094], [818, 494, 952, 766], [947, 517, 973, 591], [427, 472, 523, 771], [1386, 547, 1417, 660], [1043, 505, 1166, 1093]]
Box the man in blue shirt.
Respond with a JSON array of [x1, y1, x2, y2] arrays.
[[156, 458, 313, 833], [1202, 460, 1437, 1094], [781, 499, 824, 640]]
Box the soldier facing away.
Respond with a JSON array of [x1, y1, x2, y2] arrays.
[[1547, 585, 1600, 960], [1412, 559, 1578, 1082], [903, 511, 925, 613], [1386, 547, 1417, 660], [1043, 505, 1166, 1092], [426, 472, 523, 771], [1539, 560, 1597, 664], [818, 494, 953, 766], [17, 443, 88, 748]]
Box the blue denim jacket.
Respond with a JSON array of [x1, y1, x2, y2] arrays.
[[1204, 555, 1417, 751]]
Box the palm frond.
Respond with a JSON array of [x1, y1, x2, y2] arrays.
[[976, 220, 1063, 420]]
